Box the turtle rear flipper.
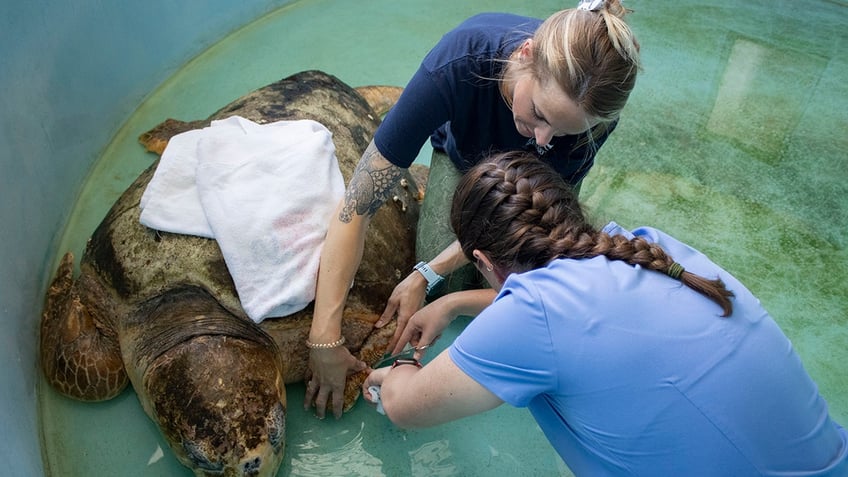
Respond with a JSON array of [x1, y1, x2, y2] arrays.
[[40, 252, 128, 401], [354, 85, 404, 117]]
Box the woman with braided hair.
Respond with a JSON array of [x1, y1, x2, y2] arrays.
[[306, 0, 642, 419], [363, 152, 848, 475]]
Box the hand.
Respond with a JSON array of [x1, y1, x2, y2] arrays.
[[390, 297, 456, 358], [375, 270, 427, 351], [304, 346, 367, 419], [361, 366, 392, 405]]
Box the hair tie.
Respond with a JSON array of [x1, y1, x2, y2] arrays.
[[667, 262, 685, 280], [577, 0, 604, 11]]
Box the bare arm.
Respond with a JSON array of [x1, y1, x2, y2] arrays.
[[364, 350, 503, 428], [306, 140, 404, 419], [427, 240, 469, 281]]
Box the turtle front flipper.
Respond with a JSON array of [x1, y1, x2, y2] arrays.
[[40, 252, 128, 401], [342, 318, 397, 412]]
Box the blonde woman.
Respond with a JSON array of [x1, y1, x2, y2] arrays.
[[307, 0, 640, 418]]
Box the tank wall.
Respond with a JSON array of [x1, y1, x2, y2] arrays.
[[0, 1, 290, 474]]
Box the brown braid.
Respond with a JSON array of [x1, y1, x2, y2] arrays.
[[450, 151, 734, 317]]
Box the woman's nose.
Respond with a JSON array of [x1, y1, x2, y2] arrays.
[[534, 126, 554, 147]]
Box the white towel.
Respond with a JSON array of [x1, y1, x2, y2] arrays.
[[140, 128, 214, 238], [139, 116, 345, 322]]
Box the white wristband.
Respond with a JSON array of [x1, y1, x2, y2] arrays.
[[414, 261, 444, 294]]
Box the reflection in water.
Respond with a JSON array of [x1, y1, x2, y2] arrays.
[[706, 37, 827, 162], [290, 422, 385, 476], [409, 440, 458, 477], [484, 443, 523, 468], [706, 39, 765, 146]]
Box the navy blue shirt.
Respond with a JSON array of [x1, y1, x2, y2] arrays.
[[374, 13, 616, 185]]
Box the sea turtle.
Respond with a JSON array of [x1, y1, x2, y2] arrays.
[[40, 70, 425, 477]]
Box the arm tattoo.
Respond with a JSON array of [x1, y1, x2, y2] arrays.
[[340, 143, 404, 223]]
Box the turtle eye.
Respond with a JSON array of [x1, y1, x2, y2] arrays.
[[268, 402, 286, 452], [182, 441, 224, 474]]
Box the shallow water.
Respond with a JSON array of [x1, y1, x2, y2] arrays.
[[39, 0, 847, 475]]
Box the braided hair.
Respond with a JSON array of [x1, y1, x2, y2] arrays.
[[450, 151, 734, 316]]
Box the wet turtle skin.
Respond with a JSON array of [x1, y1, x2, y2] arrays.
[[40, 70, 424, 477]]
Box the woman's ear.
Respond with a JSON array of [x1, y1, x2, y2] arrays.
[[520, 39, 534, 61], [473, 250, 507, 290], [472, 250, 495, 273]]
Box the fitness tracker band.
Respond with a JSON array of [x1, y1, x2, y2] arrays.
[[414, 261, 444, 294]]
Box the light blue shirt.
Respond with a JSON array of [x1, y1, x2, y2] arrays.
[[450, 222, 848, 476]]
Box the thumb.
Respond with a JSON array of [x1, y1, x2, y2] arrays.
[[415, 333, 439, 356], [352, 359, 368, 373]]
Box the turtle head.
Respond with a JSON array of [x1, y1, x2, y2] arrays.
[[179, 400, 285, 477], [139, 321, 287, 476]]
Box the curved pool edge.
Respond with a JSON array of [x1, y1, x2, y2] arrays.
[[0, 1, 295, 475]]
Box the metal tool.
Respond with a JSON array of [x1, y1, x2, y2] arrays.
[[372, 343, 431, 368]]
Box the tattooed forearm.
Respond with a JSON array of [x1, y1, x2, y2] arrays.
[[340, 143, 404, 223]]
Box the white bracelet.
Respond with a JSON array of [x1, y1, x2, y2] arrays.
[[305, 336, 346, 349]]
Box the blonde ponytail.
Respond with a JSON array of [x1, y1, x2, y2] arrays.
[[531, 0, 642, 120]]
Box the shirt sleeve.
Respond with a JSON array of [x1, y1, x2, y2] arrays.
[[373, 65, 453, 168], [449, 278, 558, 407]]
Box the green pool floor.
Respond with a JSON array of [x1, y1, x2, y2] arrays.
[[40, 0, 847, 475]]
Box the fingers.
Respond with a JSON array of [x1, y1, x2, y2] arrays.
[[392, 319, 427, 353], [303, 376, 317, 411], [376, 299, 398, 328], [314, 388, 332, 420], [361, 369, 377, 405], [305, 376, 342, 420], [304, 353, 370, 420], [413, 335, 439, 360], [377, 272, 427, 330], [361, 369, 388, 415], [303, 368, 320, 412], [363, 367, 389, 389], [331, 390, 344, 419], [330, 358, 367, 419], [414, 333, 440, 357], [361, 384, 374, 403], [389, 298, 426, 353], [304, 376, 329, 418], [387, 323, 405, 355]]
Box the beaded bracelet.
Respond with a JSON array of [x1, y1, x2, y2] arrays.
[[305, 336, 346, 349]]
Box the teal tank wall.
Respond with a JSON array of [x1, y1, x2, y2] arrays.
[[0, 1, 291, 474]]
